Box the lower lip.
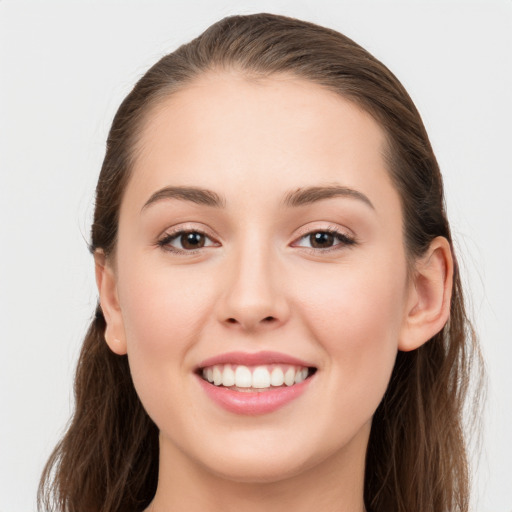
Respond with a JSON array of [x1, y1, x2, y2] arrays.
[[196, 374, 313, 415]]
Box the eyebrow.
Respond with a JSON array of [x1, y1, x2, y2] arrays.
[[142, 186, 226, 211], [282, 185, 375, 210], [141, 184, 374, 211]]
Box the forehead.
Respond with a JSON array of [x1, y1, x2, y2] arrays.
[[125, 71, 398, 215]]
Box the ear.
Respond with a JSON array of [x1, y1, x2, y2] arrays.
[[398, 236, 454, 352], [94, 250, 127, 355]]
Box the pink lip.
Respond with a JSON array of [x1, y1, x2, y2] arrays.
[[196, 375, 313, 415], [197, 350, 313, 369], [195, 351, 316, 416]]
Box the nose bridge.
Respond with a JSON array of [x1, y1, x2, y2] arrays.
[[218, 228, 288, 330]]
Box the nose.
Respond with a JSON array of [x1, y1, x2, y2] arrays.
[[215, 243, 290, 332]]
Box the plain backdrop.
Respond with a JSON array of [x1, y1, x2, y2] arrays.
[[1, 1, 511, 511]]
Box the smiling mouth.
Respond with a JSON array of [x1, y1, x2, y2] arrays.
[[198, 364, 317, 392]]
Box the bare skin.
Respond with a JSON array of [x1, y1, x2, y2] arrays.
[[95, 72, 453, 512]]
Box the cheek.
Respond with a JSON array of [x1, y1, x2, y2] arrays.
[[297, 255, 407, 399], [115, 257, 221, 426], [118, 260, 213, 348]]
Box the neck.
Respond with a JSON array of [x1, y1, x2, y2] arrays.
[[147, 424, 369, 512]]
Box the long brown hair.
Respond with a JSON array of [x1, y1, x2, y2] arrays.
[[38, 13, 484, 512]]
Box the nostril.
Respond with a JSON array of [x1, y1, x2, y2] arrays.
[[224, 316, 277, 327]]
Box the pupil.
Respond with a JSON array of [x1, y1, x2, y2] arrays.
[[182, 232, 205, 249], [311, 232, 334, 248]]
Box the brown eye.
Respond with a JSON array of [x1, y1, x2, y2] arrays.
[[292, 229, 356, 252], [180, 232, 206, 250], [309, 232, 335, 248], [158, 230, 218, 253]]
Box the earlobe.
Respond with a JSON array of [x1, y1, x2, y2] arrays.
[[398, 237, 454, 352], [94, 250, 127, 355]]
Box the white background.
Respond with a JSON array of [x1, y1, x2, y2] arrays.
[[1, 1, 511, 511]]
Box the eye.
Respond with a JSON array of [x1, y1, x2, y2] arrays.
[[293, 229, 356, 251], [158, 230, 219, 253]]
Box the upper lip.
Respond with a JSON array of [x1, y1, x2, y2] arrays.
[[196, 351, 315, 369]]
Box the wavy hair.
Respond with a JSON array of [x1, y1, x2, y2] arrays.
[[39, 13, 484, 512]]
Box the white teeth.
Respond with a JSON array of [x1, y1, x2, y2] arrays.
[[213, 366, 223, 386], [235, 366, 252, 388], [294, 367, 309, 384], [252, 366, 271, 388], [270, 367, 284, 386], [284, 368, 295, 386], [222, 365, 235, 387], [202, 364, 312, 389]]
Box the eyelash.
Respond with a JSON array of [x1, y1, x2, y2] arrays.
[[156, 228, 218, 255], [292, 228, 357, 253], [156, 227, 357, 255]]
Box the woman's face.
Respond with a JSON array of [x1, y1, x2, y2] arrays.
[[105, 72, 415, 482]]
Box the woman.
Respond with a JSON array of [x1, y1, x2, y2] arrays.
[[38, 13, 483, 512]]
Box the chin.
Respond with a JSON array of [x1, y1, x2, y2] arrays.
[[203, 451, 314, 484], [186, 427, 339, 485]]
